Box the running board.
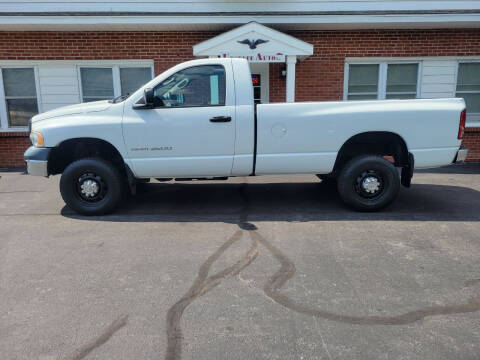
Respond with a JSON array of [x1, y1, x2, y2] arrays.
[[174, 177, 229, 181]]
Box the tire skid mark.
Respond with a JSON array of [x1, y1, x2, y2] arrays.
[[165, 230, 259, 360], [251, 230, 480, 325], [64, 314, 128, 360]]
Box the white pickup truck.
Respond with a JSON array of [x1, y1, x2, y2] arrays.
[[25, 58, 468, 215]]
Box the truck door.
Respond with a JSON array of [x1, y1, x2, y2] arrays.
[[122, 64, 236, 178]]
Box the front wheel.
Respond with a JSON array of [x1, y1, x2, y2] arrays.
[[60, 158, 124, 215], [337, 155, 400, 211]]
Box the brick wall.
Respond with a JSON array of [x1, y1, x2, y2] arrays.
[[0, 132, 30, 168], [462, 128, 480, 162], [0, 30, 217, 75], [0, 29, 479, 167], [269, 63, 286, 103]]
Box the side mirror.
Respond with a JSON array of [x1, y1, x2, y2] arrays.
[[132, 88, 157, 109], [144, 88, 154, 106]]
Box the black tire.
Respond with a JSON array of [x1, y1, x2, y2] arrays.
[[60, 157, 124, 215], [337, 155, 400, 211]]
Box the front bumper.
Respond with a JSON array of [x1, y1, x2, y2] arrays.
[[24, 146, 51, 177], [453, 147, 469, 163]]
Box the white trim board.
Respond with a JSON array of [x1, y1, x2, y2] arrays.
[[2, 14, 480, 31], [2, 1, 480, 13]]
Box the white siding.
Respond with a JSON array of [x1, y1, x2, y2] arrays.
[[38, 65, 80, 111], [420, 60, 457, 99], [1, 1, 479, 13]]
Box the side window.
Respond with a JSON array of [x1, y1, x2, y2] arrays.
[[153, 65, 226, 107], [347, 64, 379, 100], [346, 63, 419, 100], [385, 64, 418, 99], [80, 67, 114, 102], [120, 67, 152, 96], [2, 68, 39, 127], [456, 63, 480, 116]]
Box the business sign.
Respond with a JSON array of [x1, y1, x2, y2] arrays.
[[217, 52, 285, 62]]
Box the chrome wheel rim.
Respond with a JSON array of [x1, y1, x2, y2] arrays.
[[355, 170, 384, 199], [76, 173, 107, 202]]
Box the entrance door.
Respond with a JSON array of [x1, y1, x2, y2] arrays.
[[249, 63, 269, 104]]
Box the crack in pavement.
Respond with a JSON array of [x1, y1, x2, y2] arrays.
[[64, 314, 128, 360], [165, 230, 259, 360]]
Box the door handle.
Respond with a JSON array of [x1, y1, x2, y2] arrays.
[[210, 116, 231, 123]]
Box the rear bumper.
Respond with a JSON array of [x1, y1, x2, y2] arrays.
[[24, 146, 51, 177], [453, 147, 469, 163]]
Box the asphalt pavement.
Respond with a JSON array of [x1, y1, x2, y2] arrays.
[[1, 164, 479, 360]]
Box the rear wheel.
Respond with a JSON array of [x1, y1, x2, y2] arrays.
[[60, 158, 124, 215], [337, 155, 400, 211]]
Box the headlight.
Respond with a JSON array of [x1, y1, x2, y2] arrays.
[[29, 131, 45, 147]]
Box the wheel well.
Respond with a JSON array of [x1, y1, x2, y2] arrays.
[[48, 138, 125, 175], [333, 132, 410, 173]]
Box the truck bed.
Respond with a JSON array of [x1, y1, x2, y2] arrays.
[[255, 98, 464, 174]]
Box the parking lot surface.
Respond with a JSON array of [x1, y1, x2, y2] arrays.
[[1, 165, 480, 360]]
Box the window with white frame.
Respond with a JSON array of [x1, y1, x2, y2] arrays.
[[347, 64, 379, 100], [120, 67, 152, 96], [80, 67, 114, 102], [456, 62, 480, 115], [346, 62, 419, 100], [1, 67, 39, 128], [79, 66, 153, 102]]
